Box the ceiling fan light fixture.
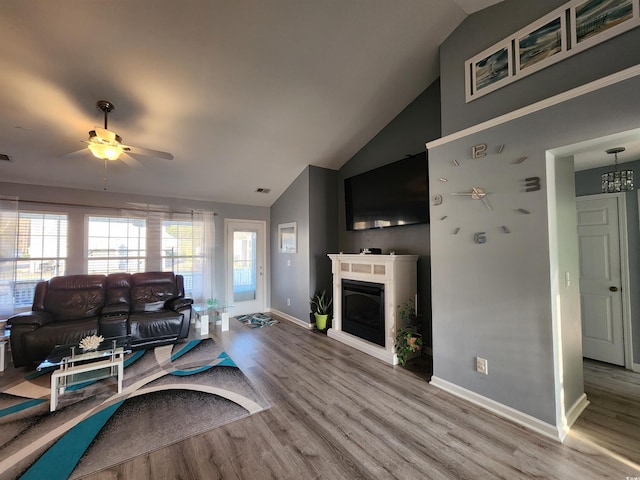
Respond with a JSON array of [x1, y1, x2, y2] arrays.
[[88, 142, 122, 161]]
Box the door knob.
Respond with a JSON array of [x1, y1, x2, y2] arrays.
[[610, 286, 619, 292]]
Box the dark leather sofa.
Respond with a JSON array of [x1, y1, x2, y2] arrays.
[[7, 272, 193, 367]]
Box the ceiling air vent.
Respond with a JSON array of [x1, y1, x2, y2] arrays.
[[0, 153, 13, 162], [255, 187, 271, 194]]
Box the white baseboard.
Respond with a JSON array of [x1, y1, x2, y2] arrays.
[[633, 362, 640, 373], [268, 309, 314, 330], [564, 393, 590, 436], [430, 376, 566, 442]]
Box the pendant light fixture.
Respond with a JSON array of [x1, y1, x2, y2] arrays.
[[601, 147, 633, 193]]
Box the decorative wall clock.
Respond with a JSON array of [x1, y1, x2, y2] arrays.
[[433, 143, 541, 244]]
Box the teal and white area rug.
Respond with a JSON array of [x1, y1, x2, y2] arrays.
[[0, 338, 269, 479], [235, 313, 278, 328]]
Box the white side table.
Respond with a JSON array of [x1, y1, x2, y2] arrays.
[[0, 327, 9, 372], [0, 340, 8, 372]]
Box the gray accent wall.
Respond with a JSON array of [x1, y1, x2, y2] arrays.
[[309, 166, 338, 299], [429, 73, 640, 427], [270, 166, 337, 323], [271, 168, 311, 320], [575, 161, 640, 364], [337, 79, 441, 344], [440, 0, 640, 135]]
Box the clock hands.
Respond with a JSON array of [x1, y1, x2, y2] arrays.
[[450, 187, 493, 211]]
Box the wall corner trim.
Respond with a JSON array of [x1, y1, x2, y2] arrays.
[[427, 64, 640, 150], [429, 376, 566, 442], [268, 308, 314, 330]]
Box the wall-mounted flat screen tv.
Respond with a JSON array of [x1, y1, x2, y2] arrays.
[[344, 151, 429, 231]]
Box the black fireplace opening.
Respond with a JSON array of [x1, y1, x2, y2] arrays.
[[342, 279, 385, 347]]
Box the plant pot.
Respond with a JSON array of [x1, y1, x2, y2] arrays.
[[314, 313, 329, 330]]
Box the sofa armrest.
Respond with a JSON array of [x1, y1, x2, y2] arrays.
[[166, 297, 193, 311], [8, 310, 55, 328]]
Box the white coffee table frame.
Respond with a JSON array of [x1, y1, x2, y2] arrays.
[[0, 339, 8, 372], [193, 304, 232, 334], [48, 346, 125, 412]]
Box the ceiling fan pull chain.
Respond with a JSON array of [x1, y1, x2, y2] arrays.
[[103, 158, 108, 191]]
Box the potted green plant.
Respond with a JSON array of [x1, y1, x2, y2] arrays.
[[394, 298, 422, 366], [310, 290, 332, 330], [394, 327, 423, 366]]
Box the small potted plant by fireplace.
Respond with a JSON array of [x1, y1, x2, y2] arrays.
[[310, 290, 332, 331], [394, 298, 422, 366]]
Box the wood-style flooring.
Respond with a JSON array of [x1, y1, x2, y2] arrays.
[[3, 316, 640, 479]]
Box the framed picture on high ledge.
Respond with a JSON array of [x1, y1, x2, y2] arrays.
[[464, 0, 640, 102], [466, 41, 513, 102], [515, 13, 567, 75], [570, 0, 639, 53]]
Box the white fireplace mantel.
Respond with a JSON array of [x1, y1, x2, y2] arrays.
[[327, 253, 418, 365]]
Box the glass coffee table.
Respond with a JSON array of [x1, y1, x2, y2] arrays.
[[37, 336, 131, 412], [193, 303, 234, 334]]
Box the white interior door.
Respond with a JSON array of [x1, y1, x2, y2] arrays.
[[577, 196, 625, 366], [225, 219, 266, 316]]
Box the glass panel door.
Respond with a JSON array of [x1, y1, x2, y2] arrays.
[[225, 220, 265, 315], [233, 230, 256, 302]]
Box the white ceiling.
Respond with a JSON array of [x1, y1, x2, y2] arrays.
[[2, 0, 500, 207], [568, 130, 640, 172]]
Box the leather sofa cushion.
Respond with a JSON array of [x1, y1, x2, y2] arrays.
[[129, 311, 184, 342], [105, 273, 132, 308], [130, 272, 178, 313], [21, 317, 99, 362], [44, 275, 106, 321]]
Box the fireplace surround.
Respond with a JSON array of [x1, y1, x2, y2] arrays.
[[327, 254, 418, 364]]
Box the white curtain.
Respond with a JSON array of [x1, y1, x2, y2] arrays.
[[192, 210, 215, 304], [0, 196, 18, 318]]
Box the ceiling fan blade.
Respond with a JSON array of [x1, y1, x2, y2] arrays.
[[64, 143, 91, 157], [120, 152, 144, 168], [123, 145, 174, 160]]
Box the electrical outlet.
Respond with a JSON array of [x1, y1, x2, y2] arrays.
[[476, 357, 488, 375], [286, 298, 291, 306]]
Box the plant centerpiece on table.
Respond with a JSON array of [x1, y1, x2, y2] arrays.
[[394, 298, 422, 366], [310, 290, 332, 331]]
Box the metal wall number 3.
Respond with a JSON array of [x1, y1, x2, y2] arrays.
[[525, 176, 541, 192], [473, 232, 486, 244]]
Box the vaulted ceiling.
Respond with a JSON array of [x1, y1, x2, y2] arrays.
[[0, 0, 504, 206]]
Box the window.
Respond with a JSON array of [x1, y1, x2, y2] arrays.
[[162, 218, 203, 297], [14, 212, 68, 308], [87, 216, 146, 274]]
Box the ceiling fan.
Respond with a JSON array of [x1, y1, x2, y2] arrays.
[[81, 100, 174, 164]]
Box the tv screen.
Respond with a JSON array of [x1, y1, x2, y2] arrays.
[[344, 152, 429, 231]]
